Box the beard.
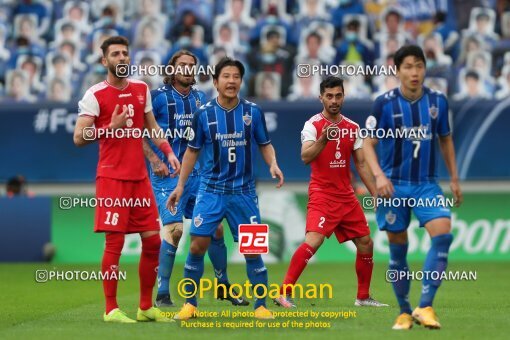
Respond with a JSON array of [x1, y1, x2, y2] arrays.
[[176, 75, 194, 87], [325, 104, 342, 116]]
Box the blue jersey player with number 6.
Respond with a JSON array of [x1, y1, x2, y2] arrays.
[[168, 57, 285, 320], [143, 51, 249, 308], [363, 45, 463, 330]]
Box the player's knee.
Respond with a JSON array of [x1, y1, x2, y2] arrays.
[[171, 228, 183, 245], [105, 233, 125, 254], [355, 235, 373, 252], [387, 231, 408, 244], [141, 233, 161, 253], [189, 237, 209, 255], [305, 232, 325, 250], [214, 224, 224, 239]]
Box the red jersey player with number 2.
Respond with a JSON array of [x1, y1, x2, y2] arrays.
[[73, 36, 179, 323], [274, 76, 388, 308]]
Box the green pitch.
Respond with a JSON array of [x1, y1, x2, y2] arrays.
[[0, 262, 508, 339]]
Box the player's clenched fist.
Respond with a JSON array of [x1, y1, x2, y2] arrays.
[[166, 185, 183, 213], [108, 104, 128, 130]]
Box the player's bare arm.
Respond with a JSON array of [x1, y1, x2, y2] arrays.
[[353, 147, 377, 197], [259, 143, 284, 188], [167, 147, 200, 211], [301, 125, 328, 164], [73, 104, 128, 147], [439, 135, 463, 207], [142, 138, 169, 177], [144, 110, 180, 176], [363, 137, 395, 198], [73, 116, 95, 147]]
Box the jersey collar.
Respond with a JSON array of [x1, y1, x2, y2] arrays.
[[397, 86, 424, 104], [320, 111, 343, 125], [104, 79, 130, 91], [171, 84, 191, 98], [215, 97, 240, 112]]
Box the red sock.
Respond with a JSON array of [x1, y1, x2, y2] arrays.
[[139, 234, 161, 310], [356, 252, 373, 299], [281, 243, 316, 295], [102, 233, 125, 314]]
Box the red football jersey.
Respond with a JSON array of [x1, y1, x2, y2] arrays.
[[301, 112, 362, 199], [78, 79, 152, 181]]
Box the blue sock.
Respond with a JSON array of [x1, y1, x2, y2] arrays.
[[419, 233, 453, 308], [389, 243, 412, 314], [183, 253, 205, 307], [157, 240, 177, 296], [208, 236, 229, 284], [245, 256, 268, 309]]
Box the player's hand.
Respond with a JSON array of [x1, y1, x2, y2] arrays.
[[376, 173, 394, 198], [167, 185, 183, 213], [270, 162, 284, 188], [450, 180, 463, 207], [317, 124, 330, 144], [150, 159, 169, 177], [109, 104, 128, 130], [167, 153, 181, 178]]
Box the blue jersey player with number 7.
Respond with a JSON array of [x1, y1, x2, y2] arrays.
[[363, 45, 463, 330], [167, 57, 285, 320]]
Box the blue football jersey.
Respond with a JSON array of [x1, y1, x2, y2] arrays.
[[149, 84, 207, 176], [367, 86, 451, 184], [188, 97, 271, 194]]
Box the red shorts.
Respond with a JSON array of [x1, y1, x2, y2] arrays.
[[94, 177, 160, 233], [306, 192, 370, 243]]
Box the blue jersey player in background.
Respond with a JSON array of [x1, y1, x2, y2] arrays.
[[168, 57, 285, 320], [143, 51, 248, 307], [364, 45, 463, 330]]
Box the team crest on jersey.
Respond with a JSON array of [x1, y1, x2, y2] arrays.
[[335, 151, 341, 159], [385, 210, 396, 225], [126, 118, 133, 127], [365, 115, 377, 129], [429, 105, 438, 119], [194, 214, 203, 227], [137, 94, 144, 104], [243, 112, 252, 126], [196, 98, 201, 107]]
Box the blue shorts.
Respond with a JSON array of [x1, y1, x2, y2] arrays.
[[376, 183, 451, 233], [190, 191, 261, 242], [152, 175, 199, 225]]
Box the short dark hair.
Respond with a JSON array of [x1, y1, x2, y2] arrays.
[[465, 70, 480, 80], [394, 45, 426, 69], [306, 32, 322, 43], [164, 50, 198, 85], [320, 76, 344, 94], [100, 36, 129, 56], [213, 57, 245, 80]]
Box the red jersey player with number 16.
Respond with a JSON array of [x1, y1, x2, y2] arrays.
[[73, 36, 179, 323], [274, 76, 387, 308]]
